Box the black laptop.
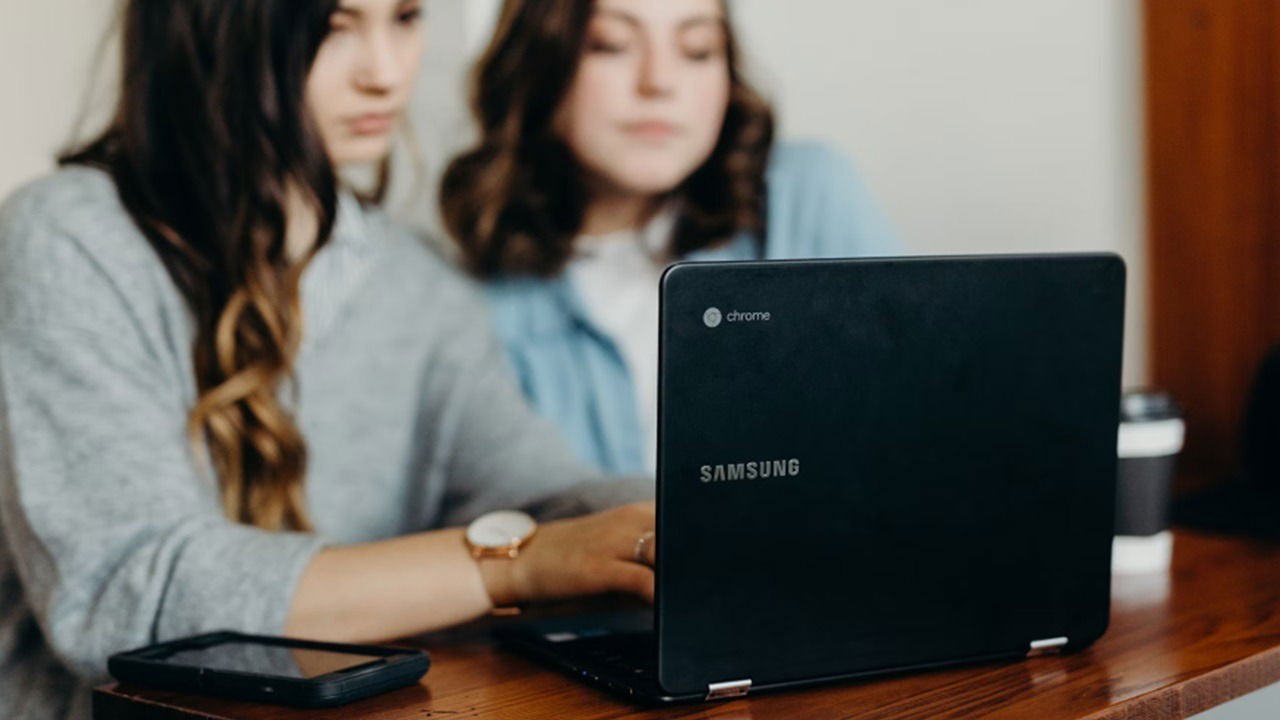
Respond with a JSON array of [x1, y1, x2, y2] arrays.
[[496, 254, 1126, 703]]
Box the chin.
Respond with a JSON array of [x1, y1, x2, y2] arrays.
[[329, 135, 393, 166], [606, 162, 698, 196]]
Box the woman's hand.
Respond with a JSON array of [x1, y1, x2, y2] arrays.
[[482, 501, 656, 607], [287, 503, 655, 643]]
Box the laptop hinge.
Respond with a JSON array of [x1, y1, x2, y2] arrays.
[[706, 679, 752, 700], [1026, 636, 1069, 657]]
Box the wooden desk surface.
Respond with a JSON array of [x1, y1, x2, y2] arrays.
[[95, 530, 1280, 719]]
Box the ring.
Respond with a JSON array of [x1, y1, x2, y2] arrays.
[[633, 530, 656, 565]]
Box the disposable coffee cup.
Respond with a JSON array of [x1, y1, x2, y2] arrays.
[[1112, 391, 1184, 574]]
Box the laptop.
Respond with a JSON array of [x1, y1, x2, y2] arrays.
[[495, 254, 1126, 703]]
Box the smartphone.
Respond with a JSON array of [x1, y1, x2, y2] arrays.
[[108, 631, 430, 707]]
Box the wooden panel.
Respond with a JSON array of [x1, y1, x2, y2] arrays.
[[95, 531, 1280, 720], [1145, 0, 1280, 486]]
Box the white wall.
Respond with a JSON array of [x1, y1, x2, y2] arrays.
[[731, 0, 1148, 386], [0, 1, 118, 200], [1, 0, 1148, 386]]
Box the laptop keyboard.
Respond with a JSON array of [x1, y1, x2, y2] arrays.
[[558, 631, 658, 681]]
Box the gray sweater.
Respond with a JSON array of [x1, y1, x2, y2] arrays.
[[0, 167, 650, 720]]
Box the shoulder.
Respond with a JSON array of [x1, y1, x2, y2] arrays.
[[765, 140, 872, 205], [762, 140, 899, 258], [0, 166, 177, 333], [2, 164, 117, 217], [1, 165, 151, 251]]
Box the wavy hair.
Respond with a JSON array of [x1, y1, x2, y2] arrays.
[[61, 0, 342, 531], [440, 0, 775, 277]]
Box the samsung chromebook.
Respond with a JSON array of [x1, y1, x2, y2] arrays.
[[495, 254, 1126, 704]]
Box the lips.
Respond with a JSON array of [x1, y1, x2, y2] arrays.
[[345, 112, 397, 136], [623, 121, 679, 141]]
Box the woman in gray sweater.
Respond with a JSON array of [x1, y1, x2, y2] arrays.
[[0, 1, 654, 718]]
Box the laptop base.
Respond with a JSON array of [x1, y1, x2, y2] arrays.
[[494, 613, 1045, 705]]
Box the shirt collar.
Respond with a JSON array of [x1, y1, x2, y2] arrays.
[[574, 201, 681, 263]]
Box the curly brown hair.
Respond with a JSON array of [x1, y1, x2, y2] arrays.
[[440, 0, 775, 277], [61, 0, 347, 531]]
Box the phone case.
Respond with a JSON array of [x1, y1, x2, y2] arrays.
[[107, 631, 430, 707]]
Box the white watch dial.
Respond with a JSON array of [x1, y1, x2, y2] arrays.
[[466, 510, 536, 549]]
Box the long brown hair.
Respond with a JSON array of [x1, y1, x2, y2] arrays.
[[440, 0, 775, 277], [61, 0, 342, 531]]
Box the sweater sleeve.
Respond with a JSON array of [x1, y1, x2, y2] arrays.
[[0, 198, 324, 683]]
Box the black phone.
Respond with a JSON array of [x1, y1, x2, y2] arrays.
[[107, 631, 430, 708]]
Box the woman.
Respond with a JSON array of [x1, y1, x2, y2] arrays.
[[441, 0, 899, 476], [0, 2, 655, 718]]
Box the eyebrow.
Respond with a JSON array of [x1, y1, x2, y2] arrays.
[[594, 8, 725, 32]]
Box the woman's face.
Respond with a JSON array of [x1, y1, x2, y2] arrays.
[[556, 0, 732, 198], [307, 0, 425, 166]]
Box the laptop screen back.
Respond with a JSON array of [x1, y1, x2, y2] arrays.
[[656, 255, 1125, 695]]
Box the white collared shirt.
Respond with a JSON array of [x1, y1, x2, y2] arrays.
[[567, 207, 678, 475]]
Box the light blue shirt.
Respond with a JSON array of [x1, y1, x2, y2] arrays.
[[484, 141, 900, 474]]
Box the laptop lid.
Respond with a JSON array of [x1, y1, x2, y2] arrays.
[[655, 254, 1125, 696]]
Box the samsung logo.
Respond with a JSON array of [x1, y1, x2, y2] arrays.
[[700, 458, 801, 483]]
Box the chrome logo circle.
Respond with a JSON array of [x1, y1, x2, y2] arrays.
[[703, 307, 722, 328]]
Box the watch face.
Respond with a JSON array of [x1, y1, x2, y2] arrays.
[[466, 510, 536, 549]]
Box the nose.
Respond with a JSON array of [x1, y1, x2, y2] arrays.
[[637, 41, 676, 98], [354, 30, 402, 94]]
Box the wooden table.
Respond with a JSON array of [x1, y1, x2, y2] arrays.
[[95, 530, 1280, 719]]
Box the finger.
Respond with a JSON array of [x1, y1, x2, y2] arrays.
[[609, 561, 655, 603], [629, 500, 656, 522], [612, 500, 653, 522], [609, 523, 653, 564], [611, 506, 655, 562], [619, 529, 656, 566]]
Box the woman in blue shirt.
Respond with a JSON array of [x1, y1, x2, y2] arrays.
[[440, 0, 898, 475]]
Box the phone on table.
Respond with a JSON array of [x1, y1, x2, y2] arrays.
[[108, 631, 429, 708]]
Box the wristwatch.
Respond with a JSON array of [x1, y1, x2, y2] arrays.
[[464, 510, 538, 559], [464, 510, 538, 614]]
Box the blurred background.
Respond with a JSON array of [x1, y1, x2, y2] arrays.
[[0, 0, 1150, 386]]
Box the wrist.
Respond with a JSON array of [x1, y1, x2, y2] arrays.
[[462, 510, 538, 613], [477, 554, 520, 609]]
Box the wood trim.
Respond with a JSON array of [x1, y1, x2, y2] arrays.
[[1145, 0, 1280, 488]]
